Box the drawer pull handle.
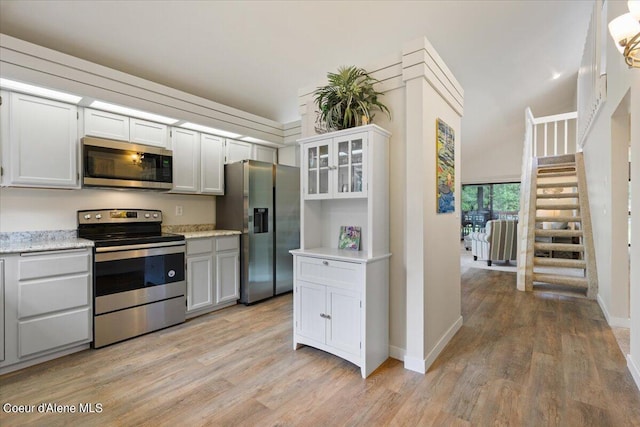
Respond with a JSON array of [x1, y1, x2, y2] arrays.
[[319, 313, 331, 319], [322, 261, 329, 266]]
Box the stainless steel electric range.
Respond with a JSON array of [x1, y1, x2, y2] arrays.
[[77, 209, 186, 348]]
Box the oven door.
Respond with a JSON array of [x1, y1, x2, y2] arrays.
[[94, 242, 185, 315]]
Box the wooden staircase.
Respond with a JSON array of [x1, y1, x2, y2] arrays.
[[523, 153, 598, 298]]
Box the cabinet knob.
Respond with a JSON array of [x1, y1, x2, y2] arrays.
[[322, 260, 329, 266], [319, 313, 331, 319]]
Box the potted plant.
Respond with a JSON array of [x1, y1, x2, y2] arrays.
[[314, 65, 391, 133]]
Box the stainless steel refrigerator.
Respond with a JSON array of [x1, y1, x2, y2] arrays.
[[216, 160, 300, 304]]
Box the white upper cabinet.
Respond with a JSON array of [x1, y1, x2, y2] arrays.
[[301, 130, 368, 200], [252, 144, 277, 164], [170, 128, 224, 195], [84, 108, 130, 141], [171, 127, 199, 193], [200, 133, 224, 195], [225, 139, 252, 164], [84, 108, 168, 148], [129, 117, 169, 147], [3, 92, 79, 189]]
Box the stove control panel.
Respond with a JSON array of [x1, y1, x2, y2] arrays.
[[77, 209, 163, 224]]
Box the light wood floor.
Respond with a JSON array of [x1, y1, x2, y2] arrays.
[[1, 268, 639, 426]]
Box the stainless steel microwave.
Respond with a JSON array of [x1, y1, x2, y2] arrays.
[[82, 137, 173, 190]]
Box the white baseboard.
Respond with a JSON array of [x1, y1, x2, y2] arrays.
[[389, 345, 405, 361], [597, 294, 631, 328], [403, 315, 463, 374], [627, 354, 640, 391], [404, 354, 426, 374]]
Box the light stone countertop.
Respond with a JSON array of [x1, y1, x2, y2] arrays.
[[0, 226, 241, 254], [0, 230, 94, 255], [179, 230, 242, 239]]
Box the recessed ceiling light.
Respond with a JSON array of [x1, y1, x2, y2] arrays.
[[90, 101, 179, 125], [181, 122, 241, 138], [0, 78, 83, 104]]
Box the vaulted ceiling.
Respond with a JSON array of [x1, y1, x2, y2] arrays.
[[0, 0, 593, 179]]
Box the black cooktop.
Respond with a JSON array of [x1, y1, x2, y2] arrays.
[[77, 209, 185, 248]]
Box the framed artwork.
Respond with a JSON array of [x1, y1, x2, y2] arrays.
[[338, 226, 361, 250], [436, 118, 455, 214]]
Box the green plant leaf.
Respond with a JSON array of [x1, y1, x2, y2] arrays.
[[314, 65, 391, 131]]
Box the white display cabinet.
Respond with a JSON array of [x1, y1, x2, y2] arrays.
[[292, 124, 391, 378]]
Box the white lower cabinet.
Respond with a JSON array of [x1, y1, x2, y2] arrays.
[[0, 249, 93, 373], [215, 250, 239, 304], [297, 280, 361, 356], [292, 252, 389, 378], [186, 235, 239, 317]]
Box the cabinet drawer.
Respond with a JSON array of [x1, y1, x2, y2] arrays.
[[187, 238, 214, 255], [18, 274, 90, 318], [216, 236, 239, 252], [19, 251, 90, 280], [296, 256, 362, 291], [18, 308, 91, 358]]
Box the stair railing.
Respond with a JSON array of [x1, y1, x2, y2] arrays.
[[529, 111, 578, 157]]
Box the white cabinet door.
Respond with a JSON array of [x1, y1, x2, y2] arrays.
[[252, 145, 277, 163], [171, 128, 199, 193], [333, 132, 367, 198], [200, 134, 224, 194], [297, 281, 326, 343], [326, 287, 361, 356], [215, 250, 239, 304], [84, 108, 129, 141], [130, 118, 168, 147], [186, 254, 214, 312], [302, 139, 332, 199], [8, 93, 79, 188], [225, 139, 252, 164]]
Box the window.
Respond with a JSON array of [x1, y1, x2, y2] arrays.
[[461, 182, 520, 237]]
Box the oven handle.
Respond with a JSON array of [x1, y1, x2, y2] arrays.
[[95, 244, 185, 262], [95, 240, 185, 253]]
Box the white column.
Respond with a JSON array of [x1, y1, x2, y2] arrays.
[[402, 37, 464, 374]]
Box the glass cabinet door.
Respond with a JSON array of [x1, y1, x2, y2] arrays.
[[335, 135, 366, 197], [305, 141, 331, 198]]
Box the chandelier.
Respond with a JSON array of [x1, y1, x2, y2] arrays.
[[608, 1, 640, 68]]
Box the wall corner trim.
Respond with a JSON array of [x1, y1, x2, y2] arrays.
[[597, 294, 631, 328], [389, 345, 406, 362], [627, 354, 640, 391], [403, 316, 463, 375]]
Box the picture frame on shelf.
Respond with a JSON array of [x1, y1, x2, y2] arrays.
[[338, 226, 361, 250]]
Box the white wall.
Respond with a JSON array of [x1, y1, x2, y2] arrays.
[[581, 0, 638, 389], [0, 187, 215, 232]]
